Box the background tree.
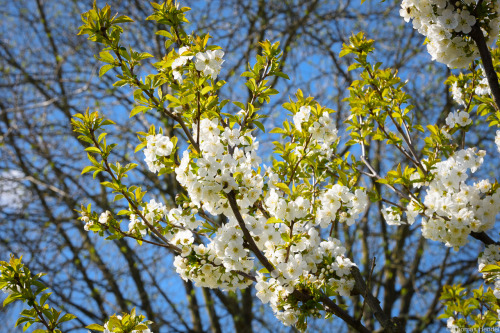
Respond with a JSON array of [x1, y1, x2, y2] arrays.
[[2, 0, 495, 332]]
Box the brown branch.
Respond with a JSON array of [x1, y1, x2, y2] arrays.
[[288, 288, 370, 333], [470, 231, 499, 246], [469, 24, 500, 111], [358, 257, 376, 322], [351, 267, 405, 333], [226, 191, 275, 274]]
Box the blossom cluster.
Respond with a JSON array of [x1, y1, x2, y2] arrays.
[[83, 210, 111, 231], [400, 0, 500, 68], [194, 49, 224, 80], [144, 134, 174, 173], [171, 117, 264, 288], [168, 111, 367, 325], [258, 178, 367, 325], [173, 220, 254, 291], [292, 106, 339, 159], [478, 244, 500, 299], [127, 199, 167, 237], [169, 46, 225, 82], [176, 117, 263, 215], [130, 199, 207, 247], [445, 110, 472, 128], [382, 199, 420, 226], [451, 66, 491, 107], [315, 185, 368, 227], [255, 235, 356, 326], [419, 148, 500, 249], [475, 67, 492, 96]]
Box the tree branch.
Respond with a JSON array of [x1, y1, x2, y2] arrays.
[[351, 267, 405, 333], [469, 24, 500, 111]]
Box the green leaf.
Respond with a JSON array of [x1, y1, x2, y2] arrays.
[[85, 147, 102, 154], [348, 63, 362, 71], [275, 183, 291, 195], [98, 132, 108, 143], [101, 119, 116, 126], [15, 317, 30, 327], [138, 52, 153, 60], [81, 166, 96, 175], [241, 71, 254, 78], [480, 264, 500, 273], [98, 51, 114, 63], [40, 292, 52, 305], [113, 80, 128, 87], [253, 120, 265, 133], [274, 72, 289, 80], [99, 64, 115, 77], [130, 105, 150, 118], [269, 128, 285, 134], [86, 324, 105, 331], [165, 94, 181, 104], [101, 181, 117, 189], [3, 293, 21, 306], [156, 30, 172, 38], [113, 194, 125, 202], [134, 141, 147, 153], [113, 15, 134, 23], [232, 101, 246, 110], [58, 313, 77, 324], [200, 86, 212, 95]]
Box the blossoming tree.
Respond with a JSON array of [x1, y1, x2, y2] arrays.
[[2, 0, 500, 332]]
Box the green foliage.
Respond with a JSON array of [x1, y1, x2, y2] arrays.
[[86, 308, 152, 333], [19, 0, 500, 332], [0, 255, 77, 332], [439, 284, 500, 329]]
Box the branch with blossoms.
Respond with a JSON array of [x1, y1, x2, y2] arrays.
[[73, 2, 409, 331], [62, 0, 500, 332]]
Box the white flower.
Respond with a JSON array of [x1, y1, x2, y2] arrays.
[[171, 46, 193, 83], [456, 111, 471, 127], [143, 134, 174, 173], [382, 206, 402, 226], [451, 82, 466, 106], [172, 46, 192, 69], [195, 49, 224, 79], [437, 9, 458, 30], [446, 110, 471, 128], [128, 214, 147, 236], [496, 130, 500, 153], [98, 211, 111, 224], [156, 136, 174, 156], [223, 127, 240, 147], [292, 106, 311, 132]]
